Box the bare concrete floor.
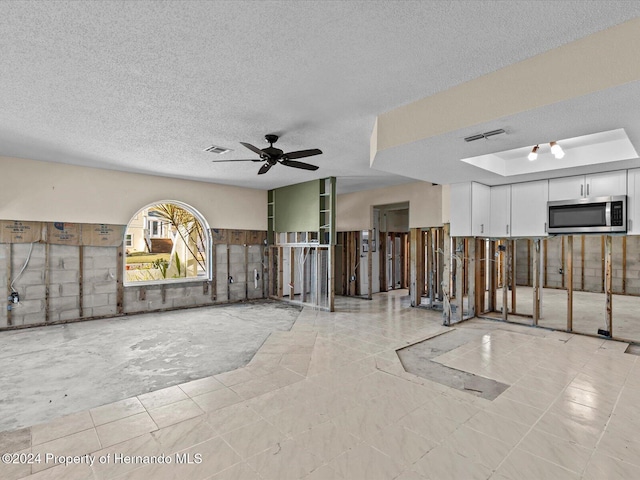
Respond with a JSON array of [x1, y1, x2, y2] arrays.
[[0, 301, 301, 432]]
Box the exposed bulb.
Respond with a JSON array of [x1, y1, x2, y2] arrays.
[[528, 145, 539, 161], [550, 141, 564, 159]]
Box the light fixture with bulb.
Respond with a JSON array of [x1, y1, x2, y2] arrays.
[[526, 141, 564, 161], [550, 141, 565, 159]]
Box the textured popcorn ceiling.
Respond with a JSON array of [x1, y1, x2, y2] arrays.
[[1, 1, 640, 193]]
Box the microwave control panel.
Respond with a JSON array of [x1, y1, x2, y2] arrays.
[[611, 201, 624, 226]]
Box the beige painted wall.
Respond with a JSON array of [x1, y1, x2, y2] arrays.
[[0, 156, 267, 229], [337, 181, 444, 231]]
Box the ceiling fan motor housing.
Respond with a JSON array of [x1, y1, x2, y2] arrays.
[[264, 134, 279, 145]]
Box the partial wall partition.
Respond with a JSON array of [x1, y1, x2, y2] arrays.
[[267, 178, 336, 311]]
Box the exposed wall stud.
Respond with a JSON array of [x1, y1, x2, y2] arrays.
[[511, 240, 516, 313], [410, 228, 419, 306], [533, 239, 540, 326], [467, 238, 476, 318], [543, 238, 548, 287], [442, 224, 451, 325], [367, 229, 373, 300], [211, 243, 217, 301], [245, 245, 249, 300], [79, 246, 84, 317], [622, 236, 627, 294], [329, 245, 335, 312], [605, 235, 613, 336], [45, 243, 50, 323], [455, 237, 464, 321], [116, 245, 124, 314], [277, 246, 283, 298], [7, 244, 12, 326], [581, 235, 585, 290], [489, 241, 497, 312], [502, 241, 508, 321], [289, 246, 295, 300], [601, 235, 606, 293], [379, 230, 387, 292], [567, 236, 573, 331], [527, 239, 531, 286], [561, 237, 566, 289]]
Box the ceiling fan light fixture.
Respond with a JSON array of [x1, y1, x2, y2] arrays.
[[528, 145, 539, 161], [550, 141, 565, 159]]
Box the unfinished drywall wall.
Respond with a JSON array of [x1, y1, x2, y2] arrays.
[[336, 181, 444, 231], [1, 227, 267, 330], [0, 156, 267, 229], [515, 234, 640, 296]]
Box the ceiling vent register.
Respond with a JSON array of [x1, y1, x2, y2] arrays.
[[464, 129, 506, 142], [204, 145, 233, 154]]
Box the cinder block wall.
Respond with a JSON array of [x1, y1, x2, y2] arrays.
[[515, 235, 640, 295], [1, 228, 267, 330]]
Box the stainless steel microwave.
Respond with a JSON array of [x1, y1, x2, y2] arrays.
[[547, 195, 626, 234]]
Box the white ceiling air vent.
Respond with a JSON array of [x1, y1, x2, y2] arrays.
[[204, 145, 233, 154]]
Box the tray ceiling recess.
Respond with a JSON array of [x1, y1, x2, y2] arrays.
[[460, 128, 638, 177]]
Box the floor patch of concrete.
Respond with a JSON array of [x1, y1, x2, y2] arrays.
[[625, 343, 640, 356], [397, 329, 509, 400], [0, 301, 301, 431]]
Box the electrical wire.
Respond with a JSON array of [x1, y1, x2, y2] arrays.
[[10, 242, 34, 293]]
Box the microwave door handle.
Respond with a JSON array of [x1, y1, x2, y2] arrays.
[[606, 202, 611, 227]]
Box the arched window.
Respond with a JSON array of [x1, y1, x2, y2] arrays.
[[124, 201, 212, 285]]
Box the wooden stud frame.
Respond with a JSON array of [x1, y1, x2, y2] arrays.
[[532, 239, 540, 326], [567, 235, 573, 332], [605, 235, 613, 336]]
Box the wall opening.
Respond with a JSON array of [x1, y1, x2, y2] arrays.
[[124, 201, 212, 286]]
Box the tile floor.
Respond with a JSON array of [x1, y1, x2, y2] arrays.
[[1, 290, 639, 479]]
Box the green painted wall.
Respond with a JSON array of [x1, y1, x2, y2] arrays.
[[273, 180, 320, 232]]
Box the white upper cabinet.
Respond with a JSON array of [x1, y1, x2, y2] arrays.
[[450, 182, 490, 237], [548, 171, 627, 201], [548, 176, 583, 201], [489, 185, 511, 238], [586, 171, 627, 198], [510, 180, 549, 237], [628, 168, 640, 235]]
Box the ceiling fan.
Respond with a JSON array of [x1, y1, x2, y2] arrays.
[[212, 134, 322, 175]]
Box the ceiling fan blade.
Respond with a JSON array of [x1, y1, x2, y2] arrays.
[[240, 142, 266, 157], [280, 159, 319, 171], [258, 163, 273, 175], [282, 149, 322, 160], [211, 158, 263, 163]]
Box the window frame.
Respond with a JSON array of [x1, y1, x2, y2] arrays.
[[123, 200, 212, 287]]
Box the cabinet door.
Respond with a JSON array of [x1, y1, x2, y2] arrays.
[[628, 169, 640, 235], [471, 182, 491, 237], [490, 185, 511, 237], [449, 182, 472, 237], [586, 170, 627, 198], [511, 180, 549, 237], [548, 175, 584, 201]]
